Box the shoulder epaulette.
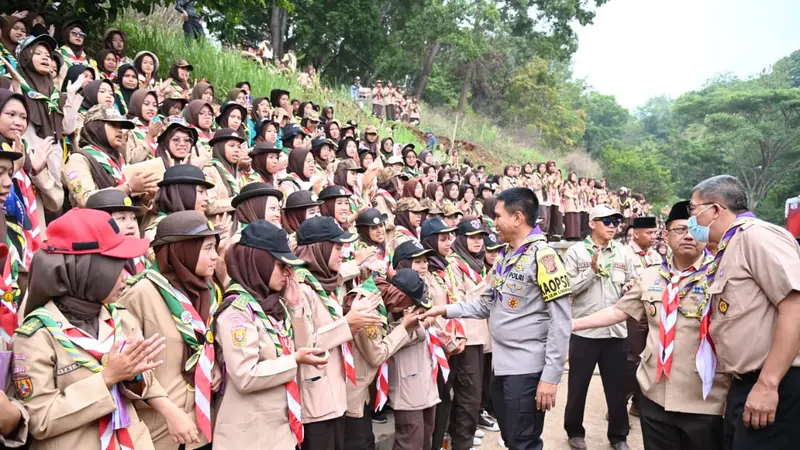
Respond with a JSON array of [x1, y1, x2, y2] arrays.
[[15, 317, 43, 337], [125, 271, 148, 286], [231, 295, 249, 311]]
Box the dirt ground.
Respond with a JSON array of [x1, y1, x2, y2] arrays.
[[480, 370, 645, 450]]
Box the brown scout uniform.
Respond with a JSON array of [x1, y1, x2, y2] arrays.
[[451, 270, 490, 348], [12, 302, 166, 450], [118, 279, 210, 449], [706, 221, 800, 374], [213, 300, 300, 449], [290, 284, 353, 424], [202, 164, 236, 217], [616, 254, 730, 415]]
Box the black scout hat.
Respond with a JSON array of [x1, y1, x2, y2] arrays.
[[456, 218, 488, 237], [157, 116, 198, 144], [151, 210, 221, 247], [85, 189, 139, 212], [356, 208, 388, 227], [209, 128, 246, 147], [632, 216, 658, 229], [158, 164, 215, 189], [389, 268, 432, 309], [231, 182, 283, 208], [216, 102, 248, 126], [666, 201, 691, 226], [420, 217, 456, 240], [484, 233, 504, 251], [284, 190, 322, 210], [249, 141, 282, 157], [238, 220, 304, 266], [392, 240, 433, 268], [319, 185, 351, 201], [296, 216, 357, 246]]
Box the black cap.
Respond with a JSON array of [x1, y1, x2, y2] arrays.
[[356, 208, 388, 227], [311, 136, 336, 152], [209, 128, 246, 147], [158, 164, 215, 188], [151, 210, 222, 247], [456, 218, 488, 236], [389, 269, 432, 309], [296, 216, 358, 246], [238, 220, 304, 266], [255, 118, 279, 138], [443, 179, 459, 190], [484, 233, 504, 251], [393, 240, 434, 268], [249, 141, 282, 157], [284, 190, 322, 210], [319, 185, 351, 201], [86, 189, 139, 212], [231, 182, 283, 208], [666, 201, 691, 226], [0, 139, 24, 162], [281, 123, 308, 142], [157, 116, 198, 144], [632, 216, 657, 229], [357, 148, 375, 161], [215, 102, 248, 126], [420, 218, 457, 240], [478, 183, 494, 195]]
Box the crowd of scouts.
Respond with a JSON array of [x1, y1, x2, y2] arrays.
[[0, 10, 799, 450]]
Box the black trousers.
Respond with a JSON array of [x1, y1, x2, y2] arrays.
[[302, 415, 345, 450], [394, 406, 436, 450], [724, 367, 800, 450], [344, 403, 376, 450], [481, 352, 495, 416], [539, 205, 550, 235], [182, 19, 204, 39], [430, 369, 452, 450], [448, 345, 484, 450], [625, 316, 648, 408], [492, 373, 545, 450], [564, 335, 629, 444], [579, 211, 590, 238], [638, 395, 724, 450], [549, 205, 563, 237]]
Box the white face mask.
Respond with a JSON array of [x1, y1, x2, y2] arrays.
[[687, 204, 715, 243]]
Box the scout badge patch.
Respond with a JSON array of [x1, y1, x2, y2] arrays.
[[232, 328, 247, 347], [14, 376, 32, 400], [508, 298, 519, 309], [646, 302, 657, 316], [718, 300, 729, 315]]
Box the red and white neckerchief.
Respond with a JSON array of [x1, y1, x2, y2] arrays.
[[65, 320, 135, 450], [425, 328, 450, 381], [329, 292, 357, 385], [657, 266, 697, 382], [178, 292, 215, 442], [60, 46, 86, 65], [264, 313, 304, 445], [0, 244, 19, 345], [375, 189, 397, 209], [123, 257, 148, 281], [374, 362, 389, 412], [12, 171, 42, 266], [452, 256, 484, 284], [395, 225, 416, 240]]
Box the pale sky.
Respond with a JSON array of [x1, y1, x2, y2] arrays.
[[572, 0, 800, 111]]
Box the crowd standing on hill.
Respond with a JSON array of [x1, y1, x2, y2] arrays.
[[0, 9, 799, 450]]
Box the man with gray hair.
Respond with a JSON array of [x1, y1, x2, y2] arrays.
[[689, 174, 800, 449]]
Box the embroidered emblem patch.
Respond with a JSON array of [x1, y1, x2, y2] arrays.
[[366, 327, 379, 339], [508, 298, 519, 309], [539, 253, 558, 274], [646, 302, 656, 316], [719, 300, 729, 314], [2, 291, 13, 302], [14, 376, 32, 400], [205, 330, 214, 344], [514, 263, 524, 271], [180, 311, 193, 324], [232, 329, 247, 347], [70, 180, 82, 194], [123, 197, 133, 207]]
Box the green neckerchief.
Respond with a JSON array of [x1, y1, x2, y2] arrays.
[[81, 145, 125, 183], [20, 82, 61, 115], [226, 283, 293, 355], [212, 158, 241, 195], [2, 232, 21, 306], [584, 236, 617, 279], [295, 267, 342, 320], [349, 277, 388, 336]]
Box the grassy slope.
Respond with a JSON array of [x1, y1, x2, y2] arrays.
[[117, 10, 585, 174]]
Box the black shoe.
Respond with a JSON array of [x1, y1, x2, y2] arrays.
[[372, 411, 388, 424], [611, 442, 629, 450], [478, 414, 499, 432]]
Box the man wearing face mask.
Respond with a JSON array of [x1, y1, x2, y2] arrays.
[[572, 201, 728, 450], [688, 175, 800, 449]]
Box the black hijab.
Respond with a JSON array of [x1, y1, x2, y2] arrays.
[[115, 64, 138, 110]]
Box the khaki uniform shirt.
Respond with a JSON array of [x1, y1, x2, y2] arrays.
[[616, 254, 730, 415], [346, 323, 410, 418], [118, 279, 210, 449], [566, 239, 636, 339], [63, 153, 104, 208], [202, 164, 236, 217], [12, 302, 165, 450], [625, 242, 663, 277], [707, 220, 800, 375], [388, 312, 441, 411], [290, 284, 353, 424], [450, 262, 490, 347], [0, 335, 28, 448], [213, 298, 299, 450]]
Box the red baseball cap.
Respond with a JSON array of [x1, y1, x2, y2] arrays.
[[45, 209, 149, 259]]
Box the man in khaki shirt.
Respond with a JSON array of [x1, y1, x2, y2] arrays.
[[563, 204, 636, 450], [688, 175, 800, 449], [573, 201, 730, 450]]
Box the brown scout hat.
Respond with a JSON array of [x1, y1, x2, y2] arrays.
[[84, 105, 135, 129], [151, 210, 221, 247], [85, 189, 139, 212], [395, 198, 428, 214], [419, 198, 442, 215], [442, 203, 463, 218]]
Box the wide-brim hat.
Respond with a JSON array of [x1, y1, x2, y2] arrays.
[[356, 208, 388, 227], [390, 268, 432, 309], [0, 140, 24, 162], [84, 105, 135, 130], [231, 182, 284, 208], [158, 164, 215, 189], [85, 189, 139, 212], [16, 34, 58, 61], [151, 210, 222, 247], [173, 58, 194, 71], [238, 220, 304, 266], [484, 233, 504, 251], [296, 216, 358, 246], [393, 240, 434, 268], [209, 128, 246, 147], [284, 190, 323, 210], [319, 185, 351, 201], [249, 141, 282, 157], [420, 217, 457, 240], [157, 116, 198, 144], [216, 102, 248, 126]]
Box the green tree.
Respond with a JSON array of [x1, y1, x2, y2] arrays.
[[582, 91, 630, 155], [601, 142, 675, 205]]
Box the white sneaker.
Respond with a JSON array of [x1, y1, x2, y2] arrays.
[[474, 429, 485, 438], [473, 437, 482, 446], [498, 436, 506, 448]]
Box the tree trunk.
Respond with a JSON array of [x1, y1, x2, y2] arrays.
[[457, 60, 476, 114], [271, 4, 284, 59], [415, 39, 441, 99]]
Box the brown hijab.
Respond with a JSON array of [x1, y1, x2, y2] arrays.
[[425, 182, 441, 201], [18, 42, 63, 140], [211, 140, 238, 196], [234, 196, 268, 226], [127, 89, 157, 122], [191, 82, 213, 101], [286, 147, 311, 182], [452, 234, 485, 274], [251, 153, 275, 184], [294, 241, 338, 293], [25, 252, 125, 338], [77, 120, 123, 189], [80, 79, 114, 111], [185, 100, 213, 132], [154, 184, 197, 213], [226, 88, 244, 103], [169, 62, 190, 91], [225, 244, 284, 320], [402, 179, 420, 199], [281, 208, 308, 234], [0, 16, 24, 56]]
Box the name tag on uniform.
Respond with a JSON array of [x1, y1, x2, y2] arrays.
[[613, 263, 627, 270], [509, 272, 525, 282], [647, 286, 663, 292], [578, 262, 591, 269]]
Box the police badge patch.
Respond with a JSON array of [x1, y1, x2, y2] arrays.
[[719, 300, 729, 315]]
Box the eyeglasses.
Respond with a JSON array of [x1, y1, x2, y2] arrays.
[[595, 217, 621, 227], [668, 226, 688, 236], [70, 30, 86, 38], [199, 111, 214, 118]]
